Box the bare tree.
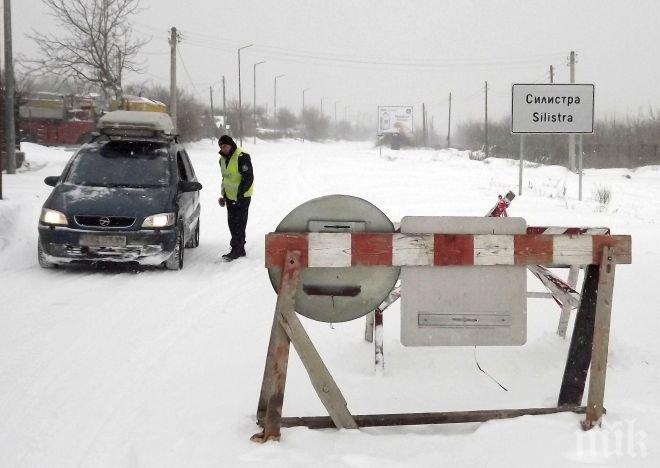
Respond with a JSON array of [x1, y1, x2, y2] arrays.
[[27, 0, 147, 101], [276, 107, 297, 130], [301, 107, 330, 141]]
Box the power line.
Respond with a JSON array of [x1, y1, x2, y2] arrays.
[[159, 25, 564, 71], [456, 88, 485, 102], [175, 27, 564, 66], [176, 44, 203, 98], [135, 70, 169, 82], [185, 41, 562, 70], [140, 50, 170, 56], [136, 26, 566, 77], [175, 41, 563, 73]]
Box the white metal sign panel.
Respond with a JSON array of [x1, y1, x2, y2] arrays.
[[511, 84, 594, 134], [400, 216, 527, 347], [378, 106, 414, 135]]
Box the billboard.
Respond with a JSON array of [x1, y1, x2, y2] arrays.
[[378, 106, 414, 135], [511, 84, 594, 134]]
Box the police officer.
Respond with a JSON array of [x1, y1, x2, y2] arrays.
[[217, 135, 254, 261]]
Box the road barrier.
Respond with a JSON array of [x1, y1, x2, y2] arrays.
[[251, 195, 632, 442]]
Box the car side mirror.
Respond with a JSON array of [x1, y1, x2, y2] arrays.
[[44, 176, 60, 187], [178, 180, 202, 192]]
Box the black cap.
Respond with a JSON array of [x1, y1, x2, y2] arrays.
[[219, 135, 235, 146]]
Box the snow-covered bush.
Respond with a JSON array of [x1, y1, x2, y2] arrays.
[[593, 185, 612, 206], [469, 150, 486, 161]]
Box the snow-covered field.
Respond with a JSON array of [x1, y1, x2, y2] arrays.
[[1, 139, 658, 467]]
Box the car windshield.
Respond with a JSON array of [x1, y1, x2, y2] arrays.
[[65, 141, 171, 188]]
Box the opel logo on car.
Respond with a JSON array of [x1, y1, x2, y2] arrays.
[[99, 217, 111, 227]]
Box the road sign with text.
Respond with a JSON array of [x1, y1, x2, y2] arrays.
[[512, 84, 594, 134]]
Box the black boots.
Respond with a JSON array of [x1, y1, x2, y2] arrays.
[[222, 248, 246, 262]]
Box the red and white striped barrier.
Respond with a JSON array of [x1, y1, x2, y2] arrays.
[[526, 227, 611, 235], [266, 232, 631, 268]]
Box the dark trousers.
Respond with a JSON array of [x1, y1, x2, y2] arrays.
[[227, 197, 251, 252]]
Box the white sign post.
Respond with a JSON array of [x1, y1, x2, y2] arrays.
[[511, 84, 594, 199]]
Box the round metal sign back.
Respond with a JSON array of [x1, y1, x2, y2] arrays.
[[267, 195, 400, 323]]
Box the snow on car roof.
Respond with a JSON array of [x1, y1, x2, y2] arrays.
[[98, 110, 175, 136]]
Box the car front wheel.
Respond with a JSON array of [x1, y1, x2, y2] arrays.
[[165, 225, 184, 270], [37, 241, 57, 269], [186, 219, 200, 248]]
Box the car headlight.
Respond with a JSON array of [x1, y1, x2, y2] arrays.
[[40, 208, 68, 226], [142, 213, 175, 228]]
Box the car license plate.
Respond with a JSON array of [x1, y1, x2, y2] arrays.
[[79, 235, 126, 247]]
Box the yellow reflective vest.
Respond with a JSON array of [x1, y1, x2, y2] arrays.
[[219, 147, 254, 201]]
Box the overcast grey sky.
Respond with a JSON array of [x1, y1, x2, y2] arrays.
[[5, 0, 660, 130]]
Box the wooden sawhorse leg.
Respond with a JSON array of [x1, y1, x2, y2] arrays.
[[583, 246, 616, 428], [558, 246, 616, 429], [252, 250, 357, 443], [252, 251, 299, 442]]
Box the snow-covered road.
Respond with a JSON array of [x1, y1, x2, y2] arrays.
[[1, 140, 658, 467]]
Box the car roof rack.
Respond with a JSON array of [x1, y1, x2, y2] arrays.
[[87, 134, 179, 146]]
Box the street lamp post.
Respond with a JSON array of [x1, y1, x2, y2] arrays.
[[253, 60, 266, 144], [320, 96, 328, 116], [273, 74, 285, 131], [237, 43, 254, 146], [302, 87, 311, 142]]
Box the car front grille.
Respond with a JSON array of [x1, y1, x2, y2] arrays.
[[74, 215, 136, 228]]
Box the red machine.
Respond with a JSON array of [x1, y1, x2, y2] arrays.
[[20, 120, 94, 146], [19, 92, 97, 146]]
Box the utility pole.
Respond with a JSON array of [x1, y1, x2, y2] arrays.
[[237, 43, 254, 146], [3, 0, 17, 175], [447, 92, 452, 148], [334, 100, 340, 140], [549, 65, 554, 84], [169, 27, 179, 133], [222, 75, 226, 134], [302, 87, 311, 142], [209, 86, 214, 118], [253, 60, 266, 144], [209, 86, 215, 139], [422, 102, 427, 146], [320, 96, 328, 116], [484, 81, 489, 158], [430, 115, 435, 146], [568, 50, 576, 172], [273, 74, 284, 129], [0, 73, 4, 199]]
